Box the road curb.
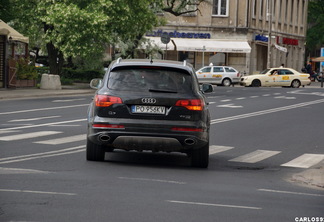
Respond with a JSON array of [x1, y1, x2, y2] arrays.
[[290, 160, 324, 190]]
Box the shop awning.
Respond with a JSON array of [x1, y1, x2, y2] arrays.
[[311, 57, 324, 62], [0, 20, 29, 44], [147, 37, 251, 53]]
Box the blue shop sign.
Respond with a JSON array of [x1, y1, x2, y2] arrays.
[[146, 29, 211, 39], [255, 34, 268, 42]]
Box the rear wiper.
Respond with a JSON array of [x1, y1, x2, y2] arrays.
[[148, 88, 178, 93]]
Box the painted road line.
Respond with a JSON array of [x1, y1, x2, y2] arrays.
[[0, 118, 86, 131], [8, 115, 61, 122], [281, 154, 324, 168], [209, 145, 234, 155], [258, 189, 324, 197], [217, 104, 243, 108], [0, 130, 20, 135], [52, 98, 86, 102], [0, 167, 50, 174], [0, 189, 76, 196], [0, 145, 85, 164], [211, 98, 324, 124], [229, 150, 281, 163], [34, 134, 86, 145], [0, 104, 88, 115], [118, 177, 186, 185], [0, 131, 62, 141], [166, 200, 262, 210]]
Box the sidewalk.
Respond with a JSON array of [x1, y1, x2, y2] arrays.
[[0, 83, 96, 100]]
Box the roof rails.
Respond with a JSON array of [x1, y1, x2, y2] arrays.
[[116, 57, 122, 64], [183, 60, 187, 67]]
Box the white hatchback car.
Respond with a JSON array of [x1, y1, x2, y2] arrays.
[[195, 66, 241, 86], [240, 68, 311, 88]]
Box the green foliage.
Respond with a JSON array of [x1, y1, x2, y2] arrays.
[[6, 0, 206, 75], [61, 68, 104, 82], [9, 0, 164, 73], [0, 0, 15, 22], [15, 58, 38, 80], [307, 0, 324, 51]]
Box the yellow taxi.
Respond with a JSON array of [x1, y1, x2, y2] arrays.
[[240, 68, 311, 88]]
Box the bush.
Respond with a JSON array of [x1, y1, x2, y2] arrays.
[[16, 58, 38, 80], [61, 68, 104, 82]]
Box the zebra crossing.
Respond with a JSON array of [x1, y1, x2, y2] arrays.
[[0, 131, 323, 169]]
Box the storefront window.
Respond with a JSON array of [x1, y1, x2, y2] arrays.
[[212, 0, 228, 16]]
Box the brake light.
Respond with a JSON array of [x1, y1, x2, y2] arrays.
[[95, 95, 122, 107], [171, 127, 203, 132], [175, 99, 204, 111], [237, 73, 240, 77], [93, 124, 124, 129]]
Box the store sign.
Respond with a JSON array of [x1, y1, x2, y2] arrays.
[[255, 34, 268, 42], [146, 29, 211, 39], [277, 36, 299, 46]]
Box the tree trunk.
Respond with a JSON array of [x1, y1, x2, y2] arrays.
[[44, 23, 64, 75], [46, 42, 64, 75]]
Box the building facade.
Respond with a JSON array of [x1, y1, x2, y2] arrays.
[[144, 0, 308, 74]]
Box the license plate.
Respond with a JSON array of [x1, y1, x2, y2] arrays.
[[132, 105, 165, 114]]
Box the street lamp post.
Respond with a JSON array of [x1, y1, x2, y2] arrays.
[[202, 46, 206, 66], [267, 0, 272, 68]]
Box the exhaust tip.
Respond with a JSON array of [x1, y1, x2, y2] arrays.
[[184, 138, 196, 146], [99, 134, 110, 142]]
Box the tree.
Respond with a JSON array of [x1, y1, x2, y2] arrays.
[[9, 0, 163, 74], [7, 0, 208, 74], [0, 0, 15, 22], [159, 0, 206, 16], [116, 0, 208, 58], [306, 0, 324, 53]]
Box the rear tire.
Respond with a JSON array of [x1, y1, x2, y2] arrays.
[[291, 80, 301, 88], [222, 78, 232, 87], [191, 142, 209, 168], [86, 138, 105, 161]]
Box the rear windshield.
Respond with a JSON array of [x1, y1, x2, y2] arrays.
[[107, 67, 193, 93]]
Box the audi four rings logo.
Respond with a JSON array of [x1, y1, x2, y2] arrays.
[[141, 98, 156, 104]]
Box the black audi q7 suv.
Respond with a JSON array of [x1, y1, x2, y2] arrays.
[[87, 58, 213, 168]]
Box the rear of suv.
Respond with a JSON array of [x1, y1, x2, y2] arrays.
[[87, 59, 213, 168]]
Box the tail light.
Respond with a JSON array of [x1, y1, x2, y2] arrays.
[[171, 127, 203, 132], [175, 99, 204, 111], [95, 95, 122, 107], [237, 72, 240, 77], [93, 124, 124, 129]]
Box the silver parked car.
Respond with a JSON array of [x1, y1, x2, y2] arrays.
[[195, 66, 241, 86]]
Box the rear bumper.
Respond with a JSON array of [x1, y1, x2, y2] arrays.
[[87, 126, 209, 153]]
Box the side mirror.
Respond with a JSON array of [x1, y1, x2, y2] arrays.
[[90, 78, 103, 89], [201, 84, 213, 93]]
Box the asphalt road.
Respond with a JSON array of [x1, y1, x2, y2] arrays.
[[0, 86, 323, 222]]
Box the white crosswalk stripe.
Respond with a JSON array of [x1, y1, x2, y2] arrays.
[[0, 130, 20, 135], [281, 154, 324, 168], [0, 131, 62, 141], [34, 134, 86, 145], [229, 150, 281, 163], [209, 145, 234, 155]]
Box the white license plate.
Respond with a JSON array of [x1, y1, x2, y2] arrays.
[[132, 105, 165, 114]]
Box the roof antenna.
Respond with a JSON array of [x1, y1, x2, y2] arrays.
[[150, 55, 153, 64]]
